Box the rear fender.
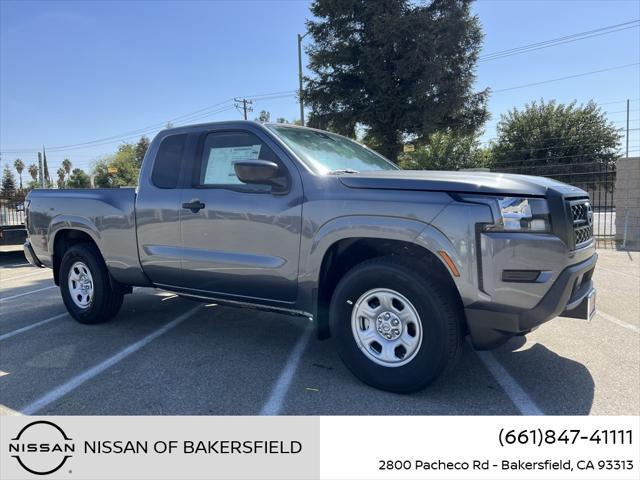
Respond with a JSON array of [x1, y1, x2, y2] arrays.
[[48, 215, 102, 257]]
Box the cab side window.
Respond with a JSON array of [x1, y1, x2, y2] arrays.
[[198, 131, 280, 191], [152, 134, 187, 188]]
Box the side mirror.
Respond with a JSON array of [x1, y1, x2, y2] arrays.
[[234, 160, 288, 192]]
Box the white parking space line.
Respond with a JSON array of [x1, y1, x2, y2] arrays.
[[0, 313, 68, 341], [260, 325, 313, 416], [475, 350, 544, 416], [597, 311, 639, 333], [21, 305, 202, 415], [0, 405, 22, 416], [0, 285, 57, 303], [0, 269, 51, 284]]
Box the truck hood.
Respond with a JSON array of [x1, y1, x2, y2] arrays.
[[338, 170, 588, 197]]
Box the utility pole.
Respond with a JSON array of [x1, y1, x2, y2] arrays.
[[626, 98, 630, 159], [37, 152, 43, 186], [234, 98, 253, 120], [297, 31, 309, 126], [622, 98, 630, 248]]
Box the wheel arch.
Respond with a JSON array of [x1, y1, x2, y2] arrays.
[[51, 228, 101, 286], [306, 216, 464, 339]]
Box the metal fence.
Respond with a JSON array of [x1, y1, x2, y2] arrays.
[[0, 197, 26, 227], [490, 157, 617, 239]]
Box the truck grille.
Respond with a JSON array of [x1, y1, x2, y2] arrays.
[[570, 200, 593, 247]]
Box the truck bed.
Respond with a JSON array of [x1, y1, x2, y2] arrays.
[[26, 188, 147, 286]]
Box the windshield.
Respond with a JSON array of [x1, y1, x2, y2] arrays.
[[268, 125, 398, 174]]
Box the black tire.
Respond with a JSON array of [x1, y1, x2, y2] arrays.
[[59, 243, 124, 324], [329, 256, 464, 393]]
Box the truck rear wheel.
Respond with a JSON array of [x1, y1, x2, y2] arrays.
[[59, 243, 124, 324], [329, 257, 464, 393]]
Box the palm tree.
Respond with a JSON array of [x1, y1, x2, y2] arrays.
[[62, 158, 72, 181], [14, 159, 24, 191], [28, 164, 39, 184], [56, 167, 66, 189]]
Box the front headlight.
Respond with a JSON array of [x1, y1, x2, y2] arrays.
[[484, 197, 551, 233]]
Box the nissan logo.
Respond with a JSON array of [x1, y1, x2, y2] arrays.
[[8, 421, 75, 475]]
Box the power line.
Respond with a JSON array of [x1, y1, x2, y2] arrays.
[[475, 138, 640, 155], [477, 124, 640, 146], [480, 20, 640, 62], [234, 98, 254, 120], [0, 89, 296, 154], [598, 98, 640, 106], [492, 63, 640, 94]]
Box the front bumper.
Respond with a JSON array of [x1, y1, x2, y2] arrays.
[[465, 252, 597, 350], [23, 239, 44, 268]]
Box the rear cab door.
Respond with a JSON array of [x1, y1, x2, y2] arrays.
[[136, 131, 194, 286]]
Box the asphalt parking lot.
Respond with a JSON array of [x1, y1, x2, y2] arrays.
[[1, 246, 638, 416]]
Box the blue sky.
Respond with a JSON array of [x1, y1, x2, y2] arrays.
[[1, 0, 639, 176]]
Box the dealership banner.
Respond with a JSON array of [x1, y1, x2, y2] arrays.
[[1, 416, 638, 479]]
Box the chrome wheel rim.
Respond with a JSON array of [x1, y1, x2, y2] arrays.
[[351, 288, 423, 367], [68, 261, 94, 309]]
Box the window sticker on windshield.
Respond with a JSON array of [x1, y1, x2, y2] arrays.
[[203, 144, 261, 184]]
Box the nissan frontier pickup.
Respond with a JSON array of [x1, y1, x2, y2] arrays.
[[24, 121, 597, 392]]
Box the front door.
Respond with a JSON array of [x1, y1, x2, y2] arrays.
[[177, 127, 303, 305]]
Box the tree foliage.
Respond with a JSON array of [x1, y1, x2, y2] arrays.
[[93, 141, 141, 188], [398, 131, 488, 170], [42, 148, 51, 187], [255, 110, 271, 123], [67, 168, 91, 188], [489, 100, 622, 188], [14, 159, 24, 190], [56, 167, 66, 189], [304, 0, 488, 161], [27, 164, 39, 182], [135, 136, 150, 168], [1, 165, 18, 197], [62, 158, 72, 179]]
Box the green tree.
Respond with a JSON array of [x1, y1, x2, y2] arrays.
[[255, 110, 271, 123], [304, 0, 488, 161], [93, 143, 139, 188], [135, 136, 150, 168], [14, 159, 24, 191], [42, 147, 51, 187], [489, 100, 621, 189], [1, 165, 17, 197], [398, 131, 488, 171], [67, 168, 91, 188], [62, 158, 72, 181], [275, 117, 289, 124], [56, 167, 67, 189], [27, 164, 38, 181]]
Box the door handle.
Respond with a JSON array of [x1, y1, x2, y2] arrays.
[[182, 199, 205, 213]]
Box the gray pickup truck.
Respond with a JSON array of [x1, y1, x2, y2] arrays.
[[24, 121, 597, 392]]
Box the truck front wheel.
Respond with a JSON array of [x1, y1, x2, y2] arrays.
[[59, 244, 124, 324], [329, 257, 464, 393]]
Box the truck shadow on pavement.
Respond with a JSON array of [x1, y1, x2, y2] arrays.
[[0, 250, 29, 268], [287, 329, 594, 416], [491, 336, 595, 415]]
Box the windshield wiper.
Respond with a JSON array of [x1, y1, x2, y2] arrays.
[[327, 169, 359, 175]]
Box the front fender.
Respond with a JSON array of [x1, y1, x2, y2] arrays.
[[298, 215, 462, 315]]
